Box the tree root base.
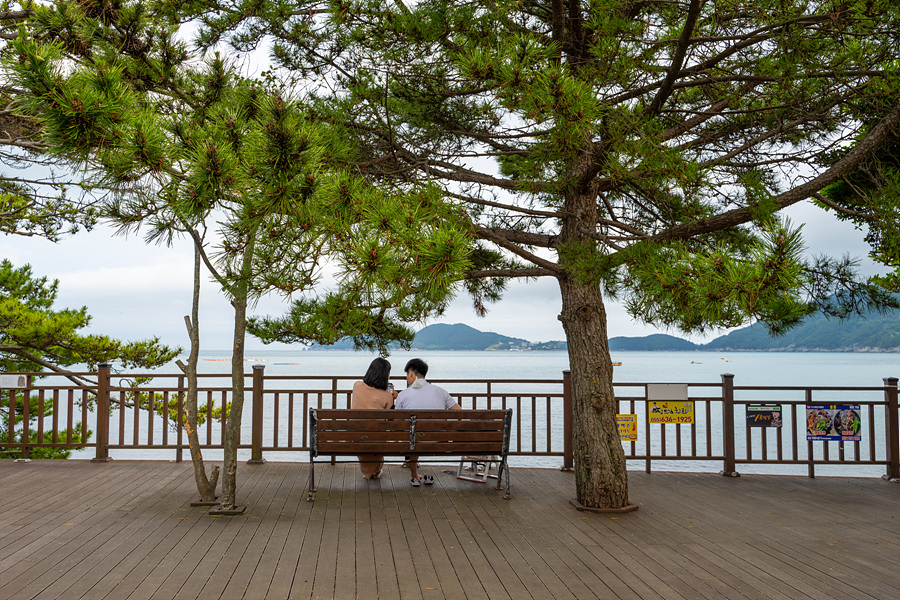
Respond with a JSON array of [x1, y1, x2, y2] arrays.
[[570, 499, 639, 514], [246, 459, 267, 465], [190, 499, 219, 507], [208, 505, 247, 516]]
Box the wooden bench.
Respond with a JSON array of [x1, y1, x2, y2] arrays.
[[308, 408, 513, 501]]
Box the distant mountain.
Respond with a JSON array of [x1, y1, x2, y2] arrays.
[[411, 323, 531, 350], [703, 310, 900, 352], [308, 306, 900, 352], [308, 323, 568, 351], [608, 334, 698, 351]]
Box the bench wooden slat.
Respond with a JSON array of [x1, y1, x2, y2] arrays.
[[409, 443, 504, 453], [317, 431, 411, 442], [317, 443, 414, 454], [413, 431, 504, 442], [413, 421, 506, 431], [318, 421, 411, 433]]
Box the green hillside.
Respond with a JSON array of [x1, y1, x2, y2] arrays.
[[704, 310, 900, 351], [308, 323, 546, 351], [608, 334, 698, 351], [410, 323, 531, 350]]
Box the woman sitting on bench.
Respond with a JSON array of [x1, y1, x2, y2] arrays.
[[350, 357, 398, 480]]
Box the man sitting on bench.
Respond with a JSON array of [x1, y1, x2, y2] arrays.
[[394, 358, 461, 487]]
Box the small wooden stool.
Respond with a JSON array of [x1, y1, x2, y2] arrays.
[[457, 455, 500, 482]]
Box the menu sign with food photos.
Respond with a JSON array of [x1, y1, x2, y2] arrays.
[[806, 404, 861, 442]]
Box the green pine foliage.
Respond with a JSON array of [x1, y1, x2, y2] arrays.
[[5, 12, 474, 352]]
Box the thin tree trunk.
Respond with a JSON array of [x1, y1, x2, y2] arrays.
[[185, 241, 218, 501], [219, 241, 254, 510]]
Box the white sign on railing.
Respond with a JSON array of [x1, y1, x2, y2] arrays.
[[647, 383, 687, 401], [0, 375, 27, 388]]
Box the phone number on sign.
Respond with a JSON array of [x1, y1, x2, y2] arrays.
[[650, 416, 693, 424]]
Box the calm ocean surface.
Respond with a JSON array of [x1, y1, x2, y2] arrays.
[[169, 348, 900, 388], [71, 350, 900, 477]]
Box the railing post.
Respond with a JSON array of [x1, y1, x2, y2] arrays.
[[248, 364, 266, 464], [561, 370, 573, 472], [720, 373, 739, 477], [176, 374, 184, 463], [331, 376, 338, 465], [20, 374, 31, 460], [883, 377, 899, 481], [92, 363, 112, 462]]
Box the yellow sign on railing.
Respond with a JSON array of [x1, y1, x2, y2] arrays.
[[648, 401, 694, 424], [617, 414, 638, 440]]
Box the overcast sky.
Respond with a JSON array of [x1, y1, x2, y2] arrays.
[[1, 195, 881, 352]]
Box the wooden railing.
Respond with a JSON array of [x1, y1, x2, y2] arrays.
[[2, 365, 899, 479]]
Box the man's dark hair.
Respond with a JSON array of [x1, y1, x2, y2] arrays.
[[363, 357, 391, 390], [404, 358, 429, 378]]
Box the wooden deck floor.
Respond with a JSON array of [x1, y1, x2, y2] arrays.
[[1, 460, 897, 600]]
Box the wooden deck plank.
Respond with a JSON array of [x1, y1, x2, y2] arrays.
[[178, 462, 282, 600], [352, 469, 379, 600], [0, 462, 185, 599], [379, 466, 425, 600], [89, 462, 269, 600], [623, 473, 890, 599], [239, 463, 307, 600], [538, 469, 798, 600], [441, 469, 559, 600], [491, 467, 655, 600], [49, 468, 203, 600], [364, 470, 403, 600], [3, 461, 899, 600], [0, 461, 153, 560], [428, 474, 513, 600], [283, 462, 338, 600], [331, 466, 359, 600]]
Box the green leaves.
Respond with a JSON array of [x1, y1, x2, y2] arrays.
[[618, 222, 813, 334]]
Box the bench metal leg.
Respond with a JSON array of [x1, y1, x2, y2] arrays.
[[308, 459, 316, 502], [497, 459, 510, 499]]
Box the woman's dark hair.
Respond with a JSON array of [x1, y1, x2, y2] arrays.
[[362, 357, 391, 391]]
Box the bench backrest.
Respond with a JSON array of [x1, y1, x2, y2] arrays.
[[310, 409, 512, 457]]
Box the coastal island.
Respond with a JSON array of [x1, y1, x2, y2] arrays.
[[310, 310, 900, 352]]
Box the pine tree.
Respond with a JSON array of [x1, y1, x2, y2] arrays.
[[0, 259, 178, 457], [181, 0, 900, 509], [4, 1, 472, 509]]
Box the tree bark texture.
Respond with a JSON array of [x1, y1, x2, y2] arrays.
[[220, 243, 253, 510], [557, 184, 629, 509], [186, 242, 218, 502], [558, 277, 629, 509]]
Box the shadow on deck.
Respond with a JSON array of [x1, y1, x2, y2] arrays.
[[1, 460, 897, 599]]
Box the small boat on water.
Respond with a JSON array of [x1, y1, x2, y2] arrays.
[[612, 361, 622, 366]]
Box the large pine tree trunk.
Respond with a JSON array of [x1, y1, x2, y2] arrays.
[[557, 185, 630, 510], [558, 277, 630, 509]]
